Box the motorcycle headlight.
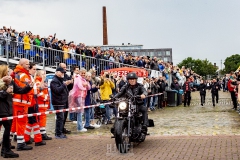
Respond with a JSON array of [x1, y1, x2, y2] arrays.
[[118, 102, 127, 110]]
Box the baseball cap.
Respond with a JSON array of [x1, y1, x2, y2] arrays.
[[56, 67, 66, 73]]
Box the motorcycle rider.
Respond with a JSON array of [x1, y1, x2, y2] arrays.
[[113, 72, 148, 133]]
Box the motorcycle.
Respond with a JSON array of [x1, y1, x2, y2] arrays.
[[111, 92, 149, 153]]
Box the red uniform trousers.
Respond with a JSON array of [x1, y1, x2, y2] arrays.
[[24, 106, 42, 143], [38, 107, 48, 135], [10, 105, 28, 144]]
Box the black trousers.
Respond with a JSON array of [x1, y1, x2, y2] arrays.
[[0, 116, 12, 151], [62, 102, 69, 132], [138, 105, 148, 126], [200, 94, 206, 105], [184, 91, 191, 106], [212, 92, 219, 105], [147, 96, 151, 109], [28, 106, 38, 124], [157, 93, 164, 108], [53, 106, 65, 136], [230, 91, 237, 109]]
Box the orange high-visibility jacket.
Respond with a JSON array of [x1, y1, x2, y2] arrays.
[[35, 76, 50, 109], [12, 65, 33, 107]]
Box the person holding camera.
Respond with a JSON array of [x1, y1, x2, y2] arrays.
[[99, 72, 115, 124], [228, 75, 238, 110]]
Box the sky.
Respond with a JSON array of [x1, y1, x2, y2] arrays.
[[1, 0, 240, 69]]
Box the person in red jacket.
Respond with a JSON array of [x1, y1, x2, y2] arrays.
[[24, 63, 46, 146], [228, 75, 238, 110], [182, 78, 192, 107], [35, 70, 52, 140], [10, 58, 33, 151]]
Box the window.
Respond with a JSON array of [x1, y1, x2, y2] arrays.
[[150, 52, 154, 57], [166, 51, 170, 56], [157, 52, 162, 56], [164, 57, 168, 62]]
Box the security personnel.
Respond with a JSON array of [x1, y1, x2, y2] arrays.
[[10, 58, 33, 150], [113, 72, 148, 132], [35, 70, 52, 140]]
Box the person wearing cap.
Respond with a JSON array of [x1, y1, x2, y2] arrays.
[[50, 67, 70, 139], [59, 63, 73, 134]]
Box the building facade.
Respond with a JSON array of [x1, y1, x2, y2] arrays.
[[97, 44, 172, 63]]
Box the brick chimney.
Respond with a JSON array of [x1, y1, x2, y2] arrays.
[[103, 6, 108, 45]]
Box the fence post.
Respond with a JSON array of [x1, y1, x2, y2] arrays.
[[80, 54, 82, 69], [42, 47, 45, 70], [5, 38, 9, 65]]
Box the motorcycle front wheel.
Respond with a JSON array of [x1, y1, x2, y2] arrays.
[[114, 120, 130, 153]]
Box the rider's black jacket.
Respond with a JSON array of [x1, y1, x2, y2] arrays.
[[114, 83, 148, 105]]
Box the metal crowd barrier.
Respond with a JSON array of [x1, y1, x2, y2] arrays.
[[0, 38, 171, 85]]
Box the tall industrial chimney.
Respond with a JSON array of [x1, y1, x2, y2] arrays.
[[102, 6, 108, 45]]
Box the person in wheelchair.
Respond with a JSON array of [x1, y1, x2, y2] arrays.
[[113, 72, 148, 132]]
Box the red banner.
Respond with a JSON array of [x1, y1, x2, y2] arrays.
[[102, 67, 148, 77]]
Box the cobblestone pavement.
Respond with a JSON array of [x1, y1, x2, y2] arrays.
[[3, 91, 240, 159]]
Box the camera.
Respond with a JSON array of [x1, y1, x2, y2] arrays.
[[106, 74, 109, 78]]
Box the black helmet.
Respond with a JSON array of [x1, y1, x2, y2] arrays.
[[126, 72, 138, 80]]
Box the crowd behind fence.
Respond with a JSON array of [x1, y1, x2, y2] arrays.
[[0, 38, 175, 86], [0, 26, 205, 88]]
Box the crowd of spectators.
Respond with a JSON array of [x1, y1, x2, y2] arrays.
[[0, 26, 202, 84]]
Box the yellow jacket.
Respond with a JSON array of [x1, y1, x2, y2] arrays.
[[23, 35, 31, 50], [100, 79, 115, 100]]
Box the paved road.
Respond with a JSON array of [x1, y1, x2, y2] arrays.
[[4, 91, 240, 159]]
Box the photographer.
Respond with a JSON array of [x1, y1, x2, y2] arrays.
[[228, 75, 238, 110], [99, 72, 115, 124]]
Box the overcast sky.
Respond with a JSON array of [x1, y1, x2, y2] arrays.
[[1, 0, 240, 68]]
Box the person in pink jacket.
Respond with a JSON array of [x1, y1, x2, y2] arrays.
[[69, 68, 90, 132]]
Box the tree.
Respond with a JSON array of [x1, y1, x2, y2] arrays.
[[223, 54, 240, 73], [177, 57, 217, 76]]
